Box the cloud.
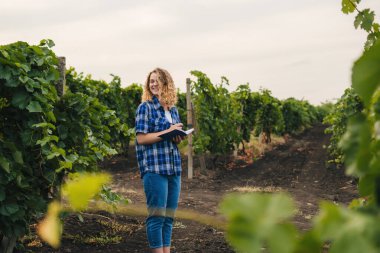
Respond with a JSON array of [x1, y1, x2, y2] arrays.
[[1, 0, 380, 104]]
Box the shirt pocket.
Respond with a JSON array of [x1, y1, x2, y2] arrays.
[[149, 116, 170, 132]]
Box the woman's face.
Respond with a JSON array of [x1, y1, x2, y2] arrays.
[[149, 72, 159, 96]]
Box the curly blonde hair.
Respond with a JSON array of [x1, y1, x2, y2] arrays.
[[142, 67, 177, 107]]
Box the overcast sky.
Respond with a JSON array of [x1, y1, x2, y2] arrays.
[[1, 0, 379, 104]]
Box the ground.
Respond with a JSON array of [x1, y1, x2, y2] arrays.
[[23, 124, 357, 253]]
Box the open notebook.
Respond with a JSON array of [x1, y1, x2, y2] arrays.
[[158, 128, 194, 141]]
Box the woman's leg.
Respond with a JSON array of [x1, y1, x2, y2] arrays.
[[162, 175, 181, 252], [143, 173, 168, 251], [163, 246, 171, 253]]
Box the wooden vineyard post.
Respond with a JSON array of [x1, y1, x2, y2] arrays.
[[233, 107, 243, 157], [57, 57, 66, 96], [0, 236, 17, 253], [54, 57, 66, 204], [186, 78, 193, 179], [233, 126, 241, 158]]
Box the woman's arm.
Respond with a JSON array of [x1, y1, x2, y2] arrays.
[[136, 123, 183, 145]]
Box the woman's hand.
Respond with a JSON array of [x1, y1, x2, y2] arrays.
[[168, 123, 184, 144], [172, 135, 185, 144], [136, 123, 185, 145], [168, 123, 183, 132]]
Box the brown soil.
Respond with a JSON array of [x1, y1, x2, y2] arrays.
[[23, 124, 357, 253]]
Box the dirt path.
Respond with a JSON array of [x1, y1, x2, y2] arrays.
[[25, 124, 357, 253], [220, 124, 357, 231]]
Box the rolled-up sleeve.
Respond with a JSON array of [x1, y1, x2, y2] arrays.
[[135, 103, 149, 134]]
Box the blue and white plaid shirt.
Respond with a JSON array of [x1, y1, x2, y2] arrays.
[[135, 96, 182, 178]]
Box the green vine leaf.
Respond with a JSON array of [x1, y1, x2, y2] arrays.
[[373, 23, 380, 32], [0, 156, 10, 173], [12, 90, 30, 109], [0, 189, 5, 201], [0, 203, 19, 216], [12, 151, 23, 165], [26, 100, 43, 112], [341, 0, 360, 14], [352, 40, 380, 106], [354, 9, 375, 32]]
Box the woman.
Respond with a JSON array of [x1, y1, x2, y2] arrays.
[[135, 67, 184, 253]]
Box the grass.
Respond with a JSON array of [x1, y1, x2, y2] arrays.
[[249, 134, 285, 159], [231, 186, 283, 193], [64, 232, 123, 245], [97, 219, 137, 234], [90, 202, 227, 231]]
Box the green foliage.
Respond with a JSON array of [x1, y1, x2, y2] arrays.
[[100, 185, 130, 208], [0, 40, 127, 242], [354, 9, 375, 32], [190, 73, 319, 155], [220, 193, 380, 253], [54, 91, 118, 171], [220, 193, 298, 253], [312, 202, 380, 253], [342, 39, 380, 206], [38, 172, 117, 248], [315, 101, 334, 122], [190, 71, 241, 154], [231, 84, 258, 143], [281, 98, 304, 134], [342, 0, 380, 49], [0, 40, 61, 237], [351, 40, 380, 106], [323, 88, 363, 164], [320, 4, 380, 251], [253, 89, 284, 142], [65, 69, 140, 155], [341, 0, 360, 14], [123, 83, 143, 129], [300, 100, 320, 127], [221, 3, 380, 253], [281, 98, 320, 135]]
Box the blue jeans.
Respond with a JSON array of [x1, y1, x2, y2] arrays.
[[142, 172, 181, 249]]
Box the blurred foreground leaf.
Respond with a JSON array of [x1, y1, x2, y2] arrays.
[[352, 40, 380, 106], [220, 193, 297, 253], [313, 202, 380, 253], [62, 173, 111, 211], [37, 201, 62, 249]]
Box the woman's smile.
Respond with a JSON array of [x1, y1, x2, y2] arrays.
[[149, 72, 159, 96]]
